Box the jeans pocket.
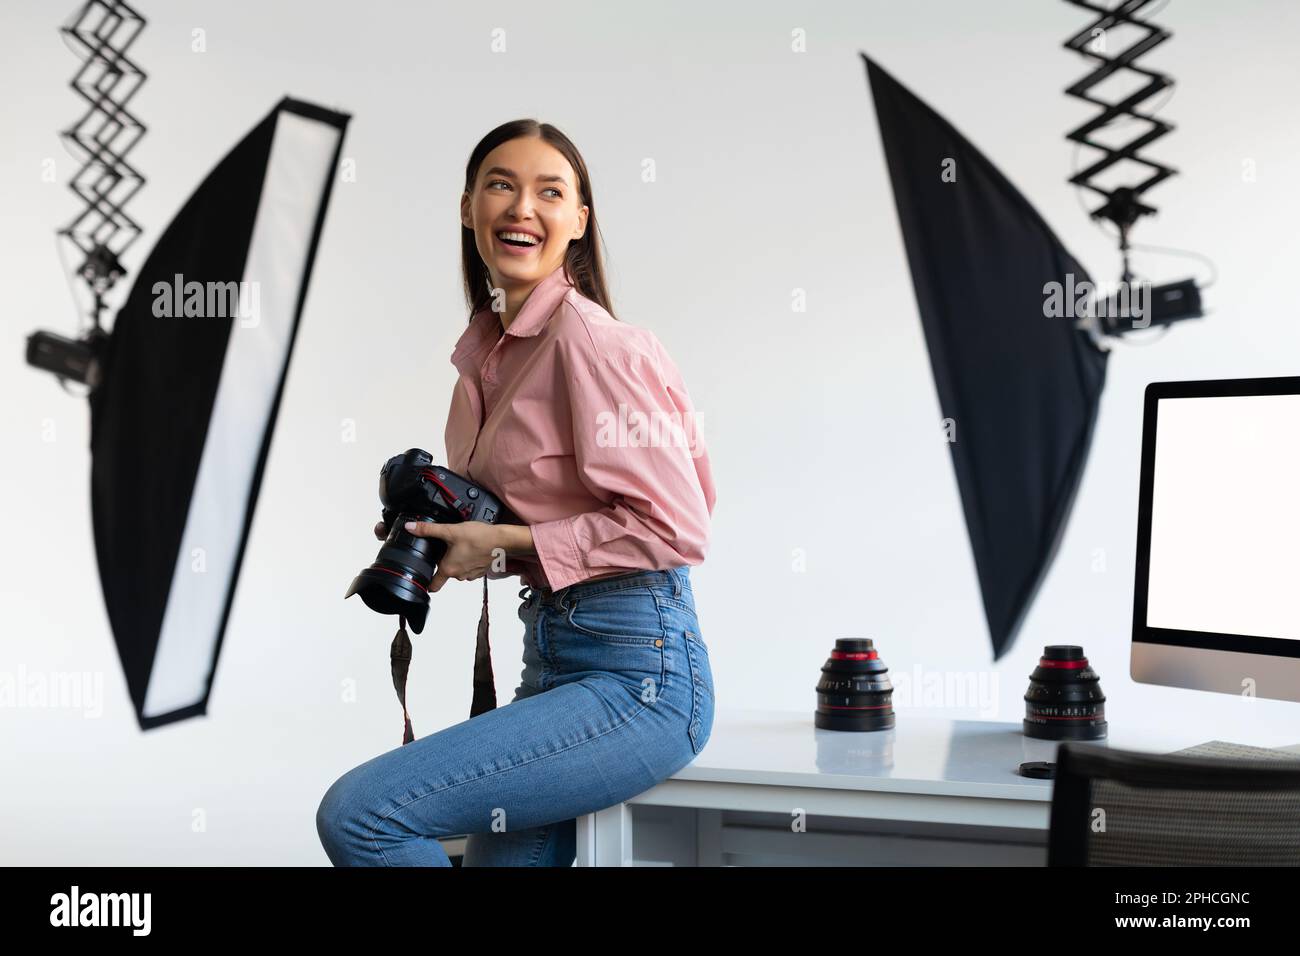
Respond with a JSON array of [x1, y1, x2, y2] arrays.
[[683, 630, 714, 755], [565, 587, 665, 643], [553, 591, 667, 703]]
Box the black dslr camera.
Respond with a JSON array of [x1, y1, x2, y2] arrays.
[[344, 449, 518, 633]]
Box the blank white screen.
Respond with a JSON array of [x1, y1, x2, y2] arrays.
[[1146, 394, 1300, 641]]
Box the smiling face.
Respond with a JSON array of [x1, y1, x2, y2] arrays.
[[461, 136, 590, 294]]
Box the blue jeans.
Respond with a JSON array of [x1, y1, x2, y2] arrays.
[[316, 565, 714, 866]]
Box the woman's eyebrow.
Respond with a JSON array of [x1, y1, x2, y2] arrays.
[[484, 165, 568, 185]]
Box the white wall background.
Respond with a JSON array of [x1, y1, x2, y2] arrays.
[[2, 0, 1298, 864]]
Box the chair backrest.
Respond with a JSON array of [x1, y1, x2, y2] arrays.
[[1048, 742, 1300, 865]]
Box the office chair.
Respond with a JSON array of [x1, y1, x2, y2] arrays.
[[1048, 742, 1300, 865]]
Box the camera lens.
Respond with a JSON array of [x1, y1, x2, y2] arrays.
[[344, 515, 446, 633], [1022, 645, 1107, 740], [815, 638, 895, 732]]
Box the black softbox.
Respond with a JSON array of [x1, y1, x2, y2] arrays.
[[863, 55, 1108, 659], [90, 98, 349, 729]]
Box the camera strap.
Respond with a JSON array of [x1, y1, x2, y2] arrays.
[[390, 577, 499, 746], [471, 576, 498, 718], [390, 617, 414, 745]]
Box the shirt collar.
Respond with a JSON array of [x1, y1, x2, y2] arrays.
[[450, 264, 575, 373]]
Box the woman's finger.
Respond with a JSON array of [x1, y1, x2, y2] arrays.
[[404, 520, 452, 538]]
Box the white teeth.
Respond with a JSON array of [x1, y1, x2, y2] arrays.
[[497, 231, 540, 245]]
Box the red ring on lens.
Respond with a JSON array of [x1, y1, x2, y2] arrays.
[[369, 566, 428, 592]]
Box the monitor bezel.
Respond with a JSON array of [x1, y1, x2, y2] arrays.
[[1133, 375, 1300, 658]]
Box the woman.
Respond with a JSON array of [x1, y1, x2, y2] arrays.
[[316, 120, 717, 867]]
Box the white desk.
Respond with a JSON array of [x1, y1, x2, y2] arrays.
[[574, 707, 1221, 866]]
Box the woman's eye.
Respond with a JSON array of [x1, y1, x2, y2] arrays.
[[487, 180, 561, 199]]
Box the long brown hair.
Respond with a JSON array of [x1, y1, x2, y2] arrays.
[[461, 119, 617, 323]]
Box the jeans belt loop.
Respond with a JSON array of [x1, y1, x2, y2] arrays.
[[672, 567, 682, 598]]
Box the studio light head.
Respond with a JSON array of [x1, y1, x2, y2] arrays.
[[26, 327, 109, 389], [1098, 277, 1204, 336]]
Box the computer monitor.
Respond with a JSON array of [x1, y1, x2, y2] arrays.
[[1132, 376, 1300, 703]]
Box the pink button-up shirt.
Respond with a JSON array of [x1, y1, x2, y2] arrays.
[[444, 263, 716, 592]]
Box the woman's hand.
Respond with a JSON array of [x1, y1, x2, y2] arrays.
[[402, 520, 504, 592]]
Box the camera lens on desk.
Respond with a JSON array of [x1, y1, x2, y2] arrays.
[[1022, 645, 1107, 741], [815, 638, 895, 732]]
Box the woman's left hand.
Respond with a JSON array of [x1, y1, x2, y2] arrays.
[[402, 520, 503, 592]]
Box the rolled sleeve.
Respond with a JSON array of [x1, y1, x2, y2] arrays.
[[529, 339, 715, 591]]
